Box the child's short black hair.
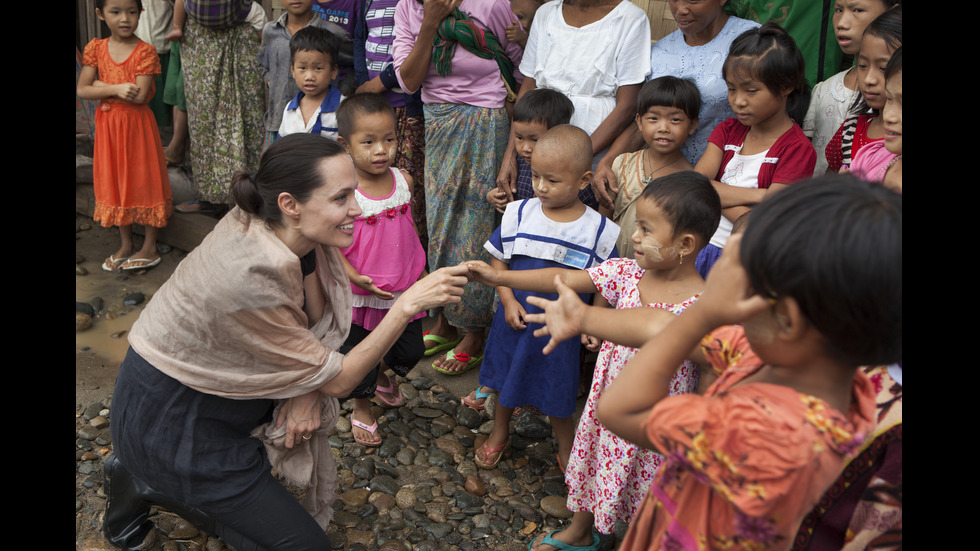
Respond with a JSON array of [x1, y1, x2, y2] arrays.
[[513, 88, 574, 129], [740, 175, 902, 366], [636, 76, 701, 121], [96, 0, 143, 10], [290, 26, 340, 67], [336, 93, 395, 140], [639, 170, 720, 250]]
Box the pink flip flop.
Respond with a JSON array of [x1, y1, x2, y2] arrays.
[[351, 417, 382, 447], [374, 373, 403, 407]]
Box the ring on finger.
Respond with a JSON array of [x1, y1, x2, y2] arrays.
[[302, 434, 311, 440]]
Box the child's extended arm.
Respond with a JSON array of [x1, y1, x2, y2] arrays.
[[524, 275, 704, 358], [596, 235, 769, 449], [466, 260, 598, 296]]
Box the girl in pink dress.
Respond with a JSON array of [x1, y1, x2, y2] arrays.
[[336, 94, 427, 447]]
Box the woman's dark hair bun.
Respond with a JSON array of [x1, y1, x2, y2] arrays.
[[231, 170, 263, 215]]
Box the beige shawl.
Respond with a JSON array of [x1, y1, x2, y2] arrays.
[[129, 206, 353, 528]]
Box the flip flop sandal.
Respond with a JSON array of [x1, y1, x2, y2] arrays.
[[102, 254, 130, 272], [374, 373, 403, 407], [422, 330, 462, 357], [475, 437, 511, 469], [462, 385, 496, 411], [528, 528, 601, 551], [431, 348, 483, 376], [120, 257, 162, 271], [351, 417, 382, 447]]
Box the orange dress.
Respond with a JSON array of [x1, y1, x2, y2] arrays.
[[620, 325, 876, 551], [83, 38, 172, 228]]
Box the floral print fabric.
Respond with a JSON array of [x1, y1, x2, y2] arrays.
[[565, 258, 700, 534], [620, 325, 876, 551]]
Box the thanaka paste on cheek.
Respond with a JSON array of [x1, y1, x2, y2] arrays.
[[639, 236, 678, 263]]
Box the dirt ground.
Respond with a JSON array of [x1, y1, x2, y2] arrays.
[[75, 213, 191, 549]]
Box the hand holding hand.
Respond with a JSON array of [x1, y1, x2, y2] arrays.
[[398, 264, 468, 316], [464, 260, 500, 288], [276, 391, 324, 449], [486, 187, 510, 213], [495, 155, 518, 203], [592, 162, 619, 210], [524, 275, 587, 354]]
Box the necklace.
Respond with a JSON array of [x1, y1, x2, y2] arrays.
[[640, 154, 683, 185]]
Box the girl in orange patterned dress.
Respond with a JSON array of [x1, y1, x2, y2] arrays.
[[594, 177, 900, 550], [78, 0, 172, 272]]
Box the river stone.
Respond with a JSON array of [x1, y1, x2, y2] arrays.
[[422, 522, 454, 539], [351, 457, 376, 480], [339, 488, 370, 508], [413, 407, 442, 419], [540, 495, 573, 519], [464, 476, 486, 496], [331, 510, 360, 528], [433, 435, 466, 456], [543, 479, 567, 497], [453, 489, 484, 510], [395, 447, 416, 465], [122, 292, 145, 306], [430, 415, 455, 437], [395, 487, 416, 509], [76, 313, 94, 332], [369, 491, 396, 513], [514, 412, 552, 439], [370, 474, 400, 495], [455, 406, 483, 429], [76, 302, 97, 316], [378, 438, 402, 458], [427, 448, 452, 467]]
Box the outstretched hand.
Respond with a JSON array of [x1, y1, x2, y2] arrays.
[[351, 274, 395, 301], [524, 275, 587, 355], [697, 234, 770, 327]]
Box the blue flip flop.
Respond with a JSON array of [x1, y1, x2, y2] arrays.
[[462, 385, 496, 410], [528, 528, 601, 551]]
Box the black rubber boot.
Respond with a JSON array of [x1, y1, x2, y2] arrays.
[[102, 455, 155, 550], [103, 455, 218, 549]]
